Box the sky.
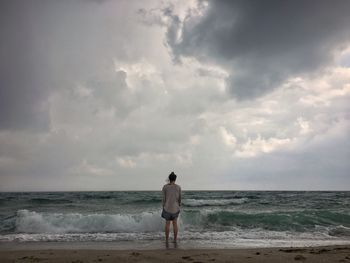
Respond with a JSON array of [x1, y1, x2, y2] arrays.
[[1, 0, 350, 191]]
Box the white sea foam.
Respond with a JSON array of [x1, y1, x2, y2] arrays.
[[183, 198, 248, 207], [1, 228, 349, 248], [15, 209, 164, 234]]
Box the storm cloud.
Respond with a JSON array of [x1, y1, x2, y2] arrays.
[[0, 0, 144, 131], [165, 0, 350, 99]]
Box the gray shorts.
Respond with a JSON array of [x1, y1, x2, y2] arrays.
[[161, 208, 180, 221]]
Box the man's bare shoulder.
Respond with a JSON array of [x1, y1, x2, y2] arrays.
[[163, 183, 181, 190], [162, 183, 170, 189]]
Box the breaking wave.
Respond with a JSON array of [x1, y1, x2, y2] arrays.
[[183, 198, 248, 207], [12, 209, 350, 237], [15, 210, 163, 234]]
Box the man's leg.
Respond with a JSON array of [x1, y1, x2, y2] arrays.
[[165, 220, 171, 241], [172, 219, 178, 241]]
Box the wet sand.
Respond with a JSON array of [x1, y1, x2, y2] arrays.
[[0, 245, 350, 262]]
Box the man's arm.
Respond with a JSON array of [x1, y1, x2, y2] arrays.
[[162, 186, 165, 208], [178, 186, 182, 207]]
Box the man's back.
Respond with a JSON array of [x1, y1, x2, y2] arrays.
[[162, 183, 181, 214]]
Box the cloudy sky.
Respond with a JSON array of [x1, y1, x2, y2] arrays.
[[1, 0, 350, 191]]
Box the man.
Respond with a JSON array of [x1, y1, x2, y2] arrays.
[[161, 171, 181, 242]]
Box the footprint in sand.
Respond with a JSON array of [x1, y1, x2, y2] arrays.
[[280, 248, 306, 253], [294, 255, 306, 261], [20, 255, 43, 262]]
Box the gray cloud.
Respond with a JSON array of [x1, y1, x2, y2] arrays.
[[0, 0, 143, 131], [86, 70, 140, 118], [165, 0, 350, 99], [0, 1, 53, 131], [221, 118, 350, 190]]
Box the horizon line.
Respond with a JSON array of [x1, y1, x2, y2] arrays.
[[1, 189, 349, 193]]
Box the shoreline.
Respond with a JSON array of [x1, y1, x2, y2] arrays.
[[0, 244, 349, 262], [1, 239, 350, 250]]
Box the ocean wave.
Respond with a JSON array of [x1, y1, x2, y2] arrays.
[[130, 198, 162, 204], [0, 214, 16, 233], [12, 208, 350, 235], [183, 198, 248, 207], [29, 198, 73, 204], [75, 193, 162, 204], [328, 226, 350, 237], [15, 210, 163, 234], [196, 210, 350, 232]]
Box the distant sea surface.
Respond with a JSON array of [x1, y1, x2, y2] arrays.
[[1, 191, 350, 248]]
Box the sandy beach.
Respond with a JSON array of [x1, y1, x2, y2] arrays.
[[0, 245, 350, 263]]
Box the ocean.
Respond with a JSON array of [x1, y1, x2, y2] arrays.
[[0, 191, 350, 249]]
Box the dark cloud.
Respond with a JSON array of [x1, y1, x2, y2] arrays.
[[0, 1, 52, 131], [0, 0, 137, 131], [165, 0, 350, 99]]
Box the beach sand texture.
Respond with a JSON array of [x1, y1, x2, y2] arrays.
[[1, 245, 350, 263]]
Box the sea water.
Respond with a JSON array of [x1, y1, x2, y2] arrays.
[[0, 191, 349, 248]]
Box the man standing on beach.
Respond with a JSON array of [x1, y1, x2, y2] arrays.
[[161, 171, 182, 242]]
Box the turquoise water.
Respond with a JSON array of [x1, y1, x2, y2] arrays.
[[0, 191, 349, 248]]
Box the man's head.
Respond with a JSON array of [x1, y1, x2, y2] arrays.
[[169, 171, 177, 182]]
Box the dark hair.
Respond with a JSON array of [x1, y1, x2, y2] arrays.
[[169, 171, 177, 182]]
